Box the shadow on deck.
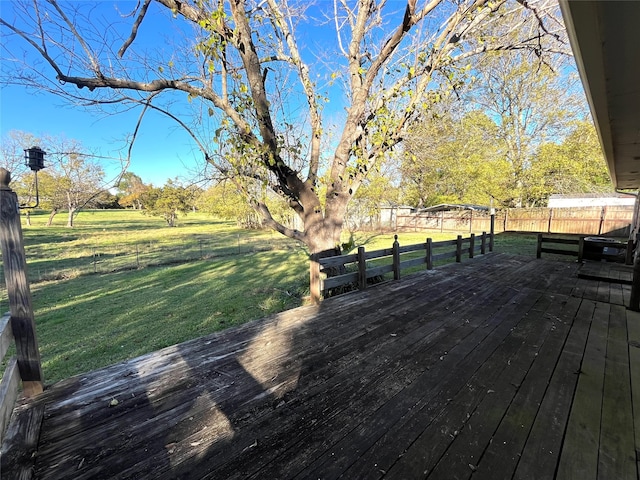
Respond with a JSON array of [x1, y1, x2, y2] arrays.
[[2, 253, 638, 479]]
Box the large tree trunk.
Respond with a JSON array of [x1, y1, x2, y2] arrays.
[[46, 208, 58, 227], [306, 212, 350, 303], [67, 207, 76, 227], [166, 212, 177, 227], [303, 199, 347, 257]]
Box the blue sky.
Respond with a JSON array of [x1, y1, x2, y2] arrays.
[[1, 83, 202, 186], [1, 1, 581, 191], [0, 2, 218, 186], [0, 1, 358, 187]]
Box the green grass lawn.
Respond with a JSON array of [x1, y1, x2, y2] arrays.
[[1, 209, 539, 384]]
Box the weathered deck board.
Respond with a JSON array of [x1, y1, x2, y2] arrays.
[[2, 253, 639, 480], [469, 295, 584, 480], [340, 289, 548, 480], [511, 297, 595, 480], [579, 261, 633, 285], [294, 287, 533, 480], [556, 301, 607, 480], [627, 309, 640, 476], [598, 304, 636, 479]]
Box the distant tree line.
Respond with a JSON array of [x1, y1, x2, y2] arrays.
[[0, 131, 119, 227], [117, 172, 294, 228], [357, 52, 612, 215]]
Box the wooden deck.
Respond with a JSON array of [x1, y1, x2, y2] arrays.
[[2, 253, 639, 479]]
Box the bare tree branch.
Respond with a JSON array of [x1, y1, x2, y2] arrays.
[[118, 0, 152, 58]]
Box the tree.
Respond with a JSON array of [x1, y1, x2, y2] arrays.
[[0, 130, 35, 180], [349, 156, 400, 230], [1, 0, 567, 254], [141, 179, 192, 227], [117, 172, 150, 210], [469, 53, 581, 207], [36, 142, 106, 227], [0, 130, 43, 225], [92, 190, 123, 209], [1, 131, 109, 226], [525, 120, 612, 205], [401, 107, 508, 207], [197, 181, 296, 228], [1, 130, 43, 209]]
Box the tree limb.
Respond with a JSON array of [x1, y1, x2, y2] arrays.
[[118, 0, 152, 58]]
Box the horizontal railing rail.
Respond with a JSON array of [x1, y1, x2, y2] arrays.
[[310, 232, 492, 302], [536, 233, 633, 264], [536, 234, 584, 260]]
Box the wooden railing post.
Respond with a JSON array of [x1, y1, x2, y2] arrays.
[[392, 235, 400, 280], [426, 238, 433, 270], [456, 235, 463, 263], [481, 232, 487, 255], [309, 253, 321, 304], [536, 233, 543, 259], [626, 239, 634, 265], [490, 211, 496, 252], [0, 168, 43, 397], [358, 246, 367, 290], [630, 247, 640, 311], [578, 237, 585, 262], [469, 234, 475, 259]]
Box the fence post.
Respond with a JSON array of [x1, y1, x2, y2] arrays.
[[548, 208, 553, 233], [626, 239, 634, 265], [393, 235, 400, 280], [456, 235, 462, 263], [630, 248, 640, 311], [469, 233, 475, 259], [426, 238, 433, 270], [598, 206, 606, 235], [310, 253, 321, 304], [578, 237, 585, 262], [358, 246, 367, 290], [536, 233, 543, 258], [481, 232, 487, 255], [490, 212, 496, 252], [469, 210, 473, 233], [0, 168, 43, 397]]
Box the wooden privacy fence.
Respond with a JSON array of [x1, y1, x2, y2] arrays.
[[310, 232, 493, 303], [0, 169, 44, 442], [396, 211, 496, 234], [505, 206, 633, 235], [396, 206, 633, 236]]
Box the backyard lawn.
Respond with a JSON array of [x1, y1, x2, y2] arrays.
[[1, 209, 539, 384]]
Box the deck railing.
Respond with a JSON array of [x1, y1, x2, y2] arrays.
[[310, 232, 492, 302], [536, 233, 633, 264], [0, 169, 44, 442], [536, 234, 585, 261], [0, 312, 19, 441]]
